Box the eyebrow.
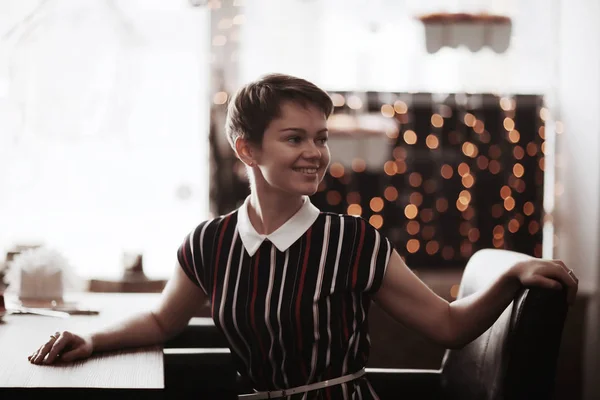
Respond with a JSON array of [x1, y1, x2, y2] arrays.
[[279, 128, 329, 134]]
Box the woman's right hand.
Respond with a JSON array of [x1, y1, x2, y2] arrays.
[[28, 331, 94, 365]]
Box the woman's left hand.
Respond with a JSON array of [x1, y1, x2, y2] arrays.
[[511, 258, 579, 305]]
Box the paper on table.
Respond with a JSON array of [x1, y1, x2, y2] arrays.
[[8, 298, 100, 315]]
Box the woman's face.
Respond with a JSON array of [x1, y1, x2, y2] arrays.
[[250, 101, 330, 197]]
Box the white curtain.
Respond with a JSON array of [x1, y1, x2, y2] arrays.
[[0, 0, 210, 279]]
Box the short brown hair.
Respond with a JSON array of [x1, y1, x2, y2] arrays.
[[225, 73, 334, 148]]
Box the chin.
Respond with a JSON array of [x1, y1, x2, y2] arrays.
[[276, 174, 323, 197], [302, 187, 319, 196], [293, 187, 318, 196], [285, 184, 319, 197]]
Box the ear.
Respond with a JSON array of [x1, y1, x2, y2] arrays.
[[234, 137, 256, 167]]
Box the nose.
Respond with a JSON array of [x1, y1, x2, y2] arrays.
[[302, 141, 322, 160]]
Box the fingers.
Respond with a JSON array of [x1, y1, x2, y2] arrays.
[[555, 261, 578, 303], [553, 259, 570, 273], [544, 261, 578, 305], [553, 259, 579, 284], [44, 332, 72, 364], [29, 332, 61, 364], [29, 331, 76, 365], [28, 347, 42, 363]]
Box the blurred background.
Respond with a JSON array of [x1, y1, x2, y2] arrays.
[[0, 0, 598, 399]]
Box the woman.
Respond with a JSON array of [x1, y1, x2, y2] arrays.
[[29, 73, 578, 399]]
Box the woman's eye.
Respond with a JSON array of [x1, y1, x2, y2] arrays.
[[317, 137, 328, 145], [288, 137, 301, 143]]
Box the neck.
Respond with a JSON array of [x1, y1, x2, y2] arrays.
[[247, 188, 305, 235]]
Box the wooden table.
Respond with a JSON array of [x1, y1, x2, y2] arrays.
[[0, 292, 165, 398]]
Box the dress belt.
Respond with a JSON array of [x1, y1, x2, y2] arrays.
[[238, 368, 366, 399]]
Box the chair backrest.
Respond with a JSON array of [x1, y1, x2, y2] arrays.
[[440, 249, 569, 400]]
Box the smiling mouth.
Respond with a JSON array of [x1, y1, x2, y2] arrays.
[[293, 167, 318, 175]]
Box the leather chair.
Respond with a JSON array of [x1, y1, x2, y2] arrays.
[[165, 249, 569, 399], [368, 248, 570, 400]]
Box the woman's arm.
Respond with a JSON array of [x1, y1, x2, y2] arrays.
[[373, 250, 578, 349], [31, 261, 207, 364], [90, 261, 207, 352]]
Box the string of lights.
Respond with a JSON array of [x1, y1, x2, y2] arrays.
[[310, 92, 545, 268]]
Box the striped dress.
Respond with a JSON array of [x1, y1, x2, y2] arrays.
[[177, 196, 393, 399]]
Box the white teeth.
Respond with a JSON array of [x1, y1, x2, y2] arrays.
[[295, 168, 317, 174]]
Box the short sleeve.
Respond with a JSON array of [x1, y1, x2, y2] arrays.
[[351, 217, 394, 294], [177, 220, 210, 295]]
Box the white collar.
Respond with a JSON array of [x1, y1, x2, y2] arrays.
[[237, 195, 321, 256]]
